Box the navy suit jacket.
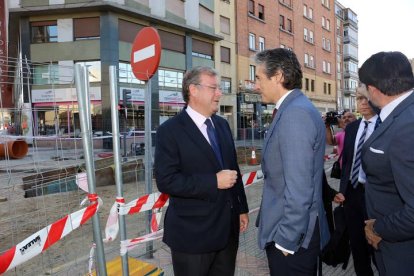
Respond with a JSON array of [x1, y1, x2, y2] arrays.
[[361, 92, 414, 271], [339, 119, 361, 195], [154, 109, 248, 254]]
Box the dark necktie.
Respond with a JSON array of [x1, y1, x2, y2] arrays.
[[351, 121, 369, 188], [374, 115, 382, 130], [205, 119, 223, 168], [272, 108, 278, 119]]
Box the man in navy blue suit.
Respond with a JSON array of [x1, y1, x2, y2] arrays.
[[360, 51, 414, 275], [154, 66, 249, 276]]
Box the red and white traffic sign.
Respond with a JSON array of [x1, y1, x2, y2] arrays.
[[130, 27, 161, 81]]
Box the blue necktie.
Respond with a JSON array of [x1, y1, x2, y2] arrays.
[[205, 119, 223, 168], [351, 121, 369, 188], [374, 115, 382, 130]]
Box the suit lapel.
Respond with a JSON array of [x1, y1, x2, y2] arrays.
[[263, 89, 302, 155], [177, 111, 222, 169]]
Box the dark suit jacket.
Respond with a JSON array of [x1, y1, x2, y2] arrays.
[[361, 92, 414, 273], [154, 109, 249, 254], [339, 119, 361, 195]]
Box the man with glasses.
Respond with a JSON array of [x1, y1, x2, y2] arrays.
[[154, 66, 249, 276], [334, 84, 377, 275]]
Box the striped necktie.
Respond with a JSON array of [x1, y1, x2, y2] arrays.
[[205, 119, 223, 168], [351, 121, 369, 188]]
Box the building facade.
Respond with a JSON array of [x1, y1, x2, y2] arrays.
[[235, 0, 338, 138]]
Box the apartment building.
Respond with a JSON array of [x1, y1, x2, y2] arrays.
[[236, 0, 339, 137], [6, 0, 241, 137]]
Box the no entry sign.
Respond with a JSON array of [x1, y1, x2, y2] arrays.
[[130, 27, 161, 81]]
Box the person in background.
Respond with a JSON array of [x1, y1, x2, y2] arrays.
[[334, 84, 377, 275], [325, 111, 357, 159], [359, 51, 414, 275], [254, 48, 330, 275], [154, 66, 249, 276]]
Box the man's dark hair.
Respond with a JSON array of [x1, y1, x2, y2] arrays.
[[254, 48, 303, 90], [359, 51, 414, 96], [181, 66, 218, 104]]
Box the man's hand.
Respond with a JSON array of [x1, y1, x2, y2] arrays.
[[365, 219, 382, 250], [239, 213, 249, 233], [334, 192, 345, 203], [216, 170, 237, 189]]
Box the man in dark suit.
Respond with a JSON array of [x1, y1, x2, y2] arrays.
[[335, 84, 377, 275], [254, 48, 330, 275], [359, 51, 414, 275], [154, 66, 249, 276]]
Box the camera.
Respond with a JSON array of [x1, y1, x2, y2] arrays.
[[325, 111, 341, 125]]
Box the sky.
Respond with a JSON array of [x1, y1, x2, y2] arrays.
[[338, 0, 414, 66]]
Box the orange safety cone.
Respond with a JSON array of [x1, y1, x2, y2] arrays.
[[249, 148, 258, 165]]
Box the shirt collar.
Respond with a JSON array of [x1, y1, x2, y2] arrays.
[[186, 105, 209, 128], [275, 89, 294, 109], [380, 90, 413, 121]]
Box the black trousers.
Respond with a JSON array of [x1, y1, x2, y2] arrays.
[[265, 222, 320, 276], [344, 182, 374, 276], [170, 214, 239, 276]]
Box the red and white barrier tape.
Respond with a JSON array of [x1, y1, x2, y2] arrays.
[[120, 230, 164, 256], [0, 196, 101, 274]]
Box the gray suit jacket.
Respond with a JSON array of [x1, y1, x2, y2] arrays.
[[257, 89, 330, 252], [361, 91, 414, 272]]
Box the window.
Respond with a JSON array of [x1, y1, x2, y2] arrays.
[[248, 0, 255, 15], [303, 4, 307, 17], [279, 15, 285, 30], [74, 17, 100, 40], [192, 39, 214, 60], [249, 65, 256, 81], [119, 20, 144, 43], [220, 16, 231, 34], [311, 79, 315, 91], [326, 19, 330, 30], [309, 55, 314, 68], [258, 4, 265, 20], [249, 33, 256, 50], [220, 46, 230, 63], [32, 63, 59, 84], [328, 83, 331, 95], [305, 78, 309, 90], [159, 30, 185, 53], [221, 78, 231, 94], [309, 8, 313, 19], [158, 69, 184, 88], [323, 61, 326, 72], [287, 19, 292, 32], [324, 82, 327, 94], [322, 17, 325, 28], [304, 53, 309, 66], [259, 37, 265, 51], [75, 61, 101, 82], [304, 28, 308, 40], [31, 21, 58, 43], [309, 31, 314, 43]]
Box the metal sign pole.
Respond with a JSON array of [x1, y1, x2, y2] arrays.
[[144, 78, 153, 257], [109, 66, 129, 275]]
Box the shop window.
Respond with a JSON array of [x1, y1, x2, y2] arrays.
[[31, 21, 58, 43], [74, 17, 100, 40]]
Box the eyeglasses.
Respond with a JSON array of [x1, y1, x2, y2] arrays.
[[195, 83, 223, 92]]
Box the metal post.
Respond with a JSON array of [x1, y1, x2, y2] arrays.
[[144, 78, 153, 257], [109, 66, 130, 275], [74, 64, 107, 276]]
